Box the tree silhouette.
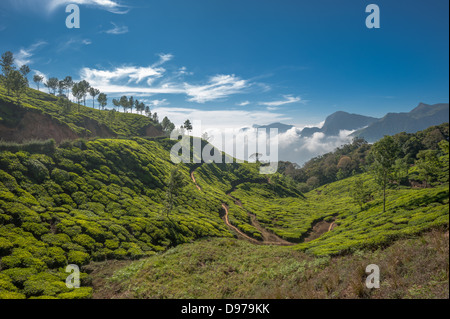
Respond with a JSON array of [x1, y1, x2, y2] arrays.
[[97, 93, 107, 110], [370, 136, 400, 213], [183, 119, 193, 132], [89, 87, 100, 109], [45, 77, 59, 95], [163, 167, 186, 221], [33, 74, 44, 91]]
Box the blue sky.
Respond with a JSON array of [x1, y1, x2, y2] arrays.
[[0, 0, 448, 129]]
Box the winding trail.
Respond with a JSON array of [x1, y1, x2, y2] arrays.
[[190, 167, 294, 246], [190, 166, 336, 246]]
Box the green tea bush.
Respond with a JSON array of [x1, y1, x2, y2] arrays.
[[67, 251, 90, 266]]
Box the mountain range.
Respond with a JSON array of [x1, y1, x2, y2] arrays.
[[256, 103, 449, 143]]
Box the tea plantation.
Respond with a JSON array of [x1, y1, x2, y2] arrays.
[[0, 85, 448, 299]]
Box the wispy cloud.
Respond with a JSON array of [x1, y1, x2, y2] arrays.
[[81, 65, 166, 87], [259, 95, 302, 107], [153, 107, 291, 130], [237, 101, 251, 107], [148, 99, 169, 107], [4, 0, 129, 15], [57, 38, 92, 52], [14, 41, 47, 66], [153, 53, 174, 67], [185, 75, 249, 103], [104, 22, 129, 35], [80, 57, 251, 104]]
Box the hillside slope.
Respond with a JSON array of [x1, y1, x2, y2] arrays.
[[92, 230, 448, 299], [0, 85, 163, 142]]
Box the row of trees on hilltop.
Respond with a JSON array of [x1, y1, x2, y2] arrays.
[[0, 51, 30, 102], [1, 51, 182, 136]]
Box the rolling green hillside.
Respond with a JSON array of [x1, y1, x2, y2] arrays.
[[0, 85, 163, 142], [0, 131, 447, 298], [0, 85, 448, 299], [91, 230, 448, 299]]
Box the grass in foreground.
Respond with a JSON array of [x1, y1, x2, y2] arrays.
[[91, 229, 449, 299]]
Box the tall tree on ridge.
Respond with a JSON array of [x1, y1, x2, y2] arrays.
[[119, 95, 128, 113], [64, 76, 74, 100], [97, 93, 107, 110], [112, 98, 120, 111], [33, 74, 44, 91], [89, 87, 100, 109], [78, 80, 90, 106], [369, 135, 400, 213], [129, 96, 134, 114], [58, 80, 67, 97], [45, 77, 59, 95]]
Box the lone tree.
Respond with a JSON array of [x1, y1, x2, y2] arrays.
[[58, 80, 67, 97], [19, 65, 30, 80], [5, 69, 28, 103], [163, 166, 186, 221], [78, 80, 90, 106], [119, 95, 129, 113], [72, 82, 84, 112], [45, 77, 59, 95], [64, 76, 74, 100], [369, 135, 400, 213], [128, 96, 134, 113], [183, 119, 193, 132], [152, 112, 159, 123], [161, 116, 175, 135], [97, 93, 107, 110], [0, 52, 15, 86], [89, 87, 100, 109], [112, 98, 120, 111], [33, 74, 44, 91]]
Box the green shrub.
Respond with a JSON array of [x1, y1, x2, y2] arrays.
[[104, 240, 119, 250], [67, 251, 90, 266], [0, 237, 13, 257], [51, 168, 71, 184], [23, 273, 69, 297], [2, 268, 38, 287], [21, 222, 49, 237], [41, 233, 71, 247], [73, 234, 96, 250], [57, 287, 93, 299], [44, 247, 67, 268], [26, 159, 49, 183], [0, 291, 26, 299]]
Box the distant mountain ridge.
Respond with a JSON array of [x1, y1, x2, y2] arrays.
[[353, 103, 449, 142], [254, 103, 449, 143], [301, 111, 379, 137]]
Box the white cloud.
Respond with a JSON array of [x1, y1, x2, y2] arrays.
[[259, 95, 302, 107], [81, 65, 166, 87], [237, 101, 250, 106], [185, 74, 249, 103], [276, 128, 355, 165], [80, 61, 251, 104], [14, 41, 47, 66], [57, 38, 91, 52], [153, 54, 174, 67], [152, 107, 291, 130], [148, 99, 169, 107], [104, 22, 129, 35], [4, 0, 129, 14]]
